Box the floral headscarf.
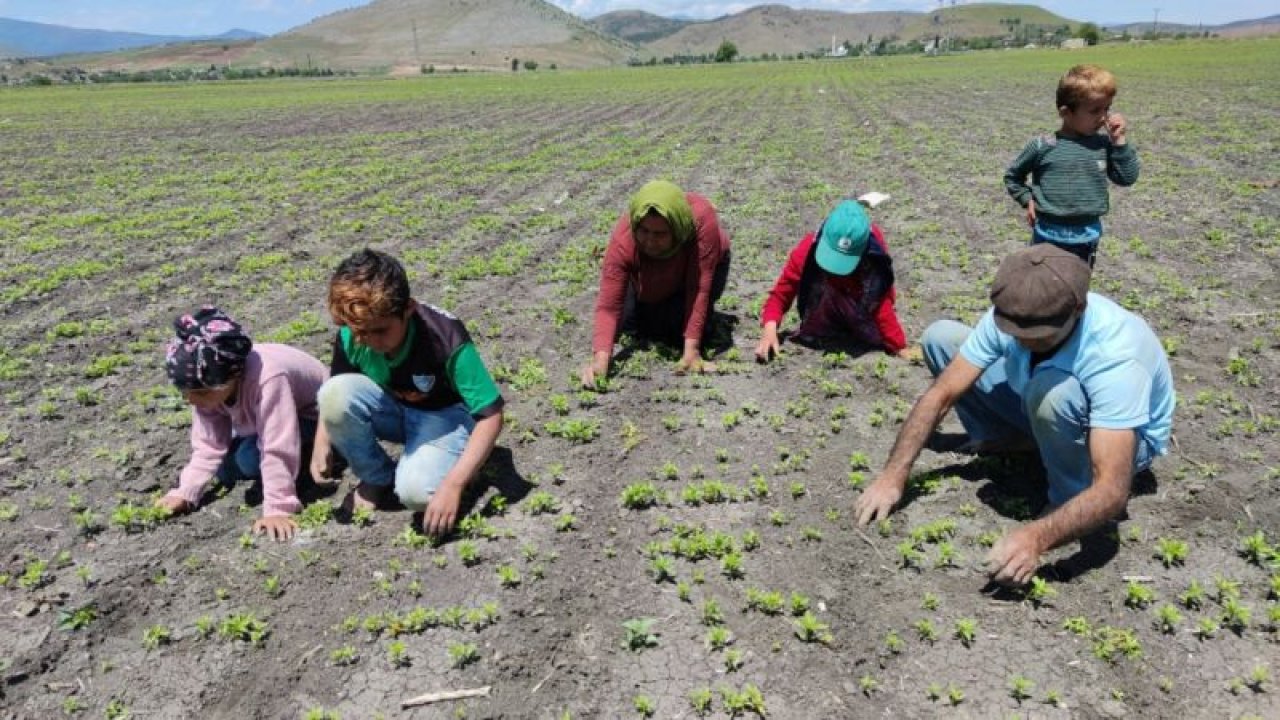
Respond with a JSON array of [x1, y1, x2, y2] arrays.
[[164, 306, 253, 390]]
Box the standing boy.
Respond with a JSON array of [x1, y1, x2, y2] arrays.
[[316, 249, 504, 536], [1003, 64, 1140, 266]]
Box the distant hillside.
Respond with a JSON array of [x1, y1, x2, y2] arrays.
[[0, 17, 263, 58], [638, 3, 1077, 58], [1107, 14, 1280, 39], [588, 10, 693, 43], [246, 0, 633, 71]]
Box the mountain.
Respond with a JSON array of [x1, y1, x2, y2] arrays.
[[245, 0, 633, 71], [1106, 14, 1280, 38], [639, 3, 1076, 58], [588, 10, 693, 43], [0, 17, 264, 58]]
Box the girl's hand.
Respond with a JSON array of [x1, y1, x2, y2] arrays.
[[895, 346, 923, 363], [156, 495, 191, 516], [253, 515, 299, 542], [755, 324, 781, 363]]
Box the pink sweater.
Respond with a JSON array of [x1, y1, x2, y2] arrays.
[[166, 344, 327, 517]]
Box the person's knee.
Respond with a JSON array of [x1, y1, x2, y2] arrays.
[[394, 449, 455, 511], [317, 374, 368, 427], [1025, 370, 1086, 428], [921, 320, 969, 376]]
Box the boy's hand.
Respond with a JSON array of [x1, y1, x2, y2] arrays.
[[1025, 198, 1037, 227], [423, 483, 463, 536], [253, 515, 299, 542], [1106, 113, 1128, 145]]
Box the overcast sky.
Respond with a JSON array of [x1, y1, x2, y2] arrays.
[[0, 0, 1270, 36]]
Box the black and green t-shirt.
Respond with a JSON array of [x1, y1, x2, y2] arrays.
[[330, 304, 504, 418]]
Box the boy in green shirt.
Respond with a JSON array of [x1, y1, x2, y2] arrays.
[[315, 249, 504, 536], [1004, 64, 1140, 266]]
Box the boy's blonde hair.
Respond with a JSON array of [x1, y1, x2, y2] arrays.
[[327, 248, 412, 327], [1057, 64, 1117, 110]]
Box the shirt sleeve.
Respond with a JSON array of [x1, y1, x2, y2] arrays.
[[760, 236, 809, 326], [591, 212, 634, 354], [446, 342, 504, 418], [168, 408, 232, 508], [874, 287, 907, 354], [681, 197, 726, 342], [329, 330, 358, 376], [1003, 138, 1040, 207], [254, 374, 305, 518], [958, 309, 1007, 370], [1107, 142, 1140, 187], [1084, 359, 1152, 430]]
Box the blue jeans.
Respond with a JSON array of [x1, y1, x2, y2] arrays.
[[216, 418, 316, 486], [922, 319, 1153, 507], [1031, 218, 1102, 267], [317, 374, 475, 511]]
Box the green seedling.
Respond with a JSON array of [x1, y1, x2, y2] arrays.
[[448, 642, 479, 668], [554, 513, 577, 532], [458, 541, 481, 567], [496, 564, 521, 587], [914, 618, 938, 643], [946, 684, 965, 705], [705, 626, 732, 651], [789, 592, 810, 616], [1124, 580, 1156, 609], [793, 611, 832, 644], [1154, 604, 1183, 634], [1220, 596, 1251, 633], [524, 491, 559, 515], [1009, 675, 1034, 702], [621, 482, 661, 509], [329, 645, 358, 666], [1092, 626, 1142, 662], [745, 588, 784, 615], [218, 612, 268, 646], [1154, 537, 1189, 567], [884, 630, 904, 654], [1196, 616, 1220, 639], [859, 674, 879, 696], [723, 648, 744, 672], [1025, 576, 1057, 607], [142, 624, 171, 650], [721, 552, 744, 579], [702, 598, 725, 626], [1181, 580, 1205, 610], [921, 592, 940, 611], [57, 604, 98, 631], [622, 618, 659, 652], [954, 618, 977, 647], [719, 683, 766, 717], [1044, 689, 1064, 707], [650, 556, 675, 583], [351, 505, 374, 527], [689, 687, 713, 716]]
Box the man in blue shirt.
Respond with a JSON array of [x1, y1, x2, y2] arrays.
[[854, 245, 1174, 585]]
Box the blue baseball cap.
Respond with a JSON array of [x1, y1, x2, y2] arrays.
[[815, 200, 871, 276]]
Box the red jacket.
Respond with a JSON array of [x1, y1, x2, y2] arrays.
[[760, 225, 906, 354], [592, 193, 730, 353]]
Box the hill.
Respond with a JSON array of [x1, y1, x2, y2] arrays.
[[0, 17, 263, 58], [1107, 15, 1280, 39], [588, 10, 693, 43], [245, 0, 633, 72], [638, 3, 1077, 58]]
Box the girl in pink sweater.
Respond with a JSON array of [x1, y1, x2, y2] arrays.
[[157, 307, 330, 541]]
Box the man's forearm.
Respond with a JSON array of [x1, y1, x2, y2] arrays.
[[1026, 430, 1135, 552], [882, 387, 951, 481]]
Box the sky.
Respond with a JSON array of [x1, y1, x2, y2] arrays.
[[0, 0, 1271, 36]]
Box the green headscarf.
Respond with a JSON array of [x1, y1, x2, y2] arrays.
[[628, 180, 695, 259]]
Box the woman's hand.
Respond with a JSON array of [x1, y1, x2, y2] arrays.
[[580, 351, 611, 389], [155, 495, 192, 516]]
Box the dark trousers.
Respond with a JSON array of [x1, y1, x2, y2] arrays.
[[621, 251, 731, 346]]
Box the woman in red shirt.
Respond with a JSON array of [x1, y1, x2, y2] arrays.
[[582, 180, 731, 386], [755, 200, 912, 361]]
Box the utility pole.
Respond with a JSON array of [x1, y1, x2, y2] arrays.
[[1153, 8, 1160, 33], [412, 20, 422, 64]]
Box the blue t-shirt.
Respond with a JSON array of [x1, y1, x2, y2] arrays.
[[959, 293, 1174, 455]]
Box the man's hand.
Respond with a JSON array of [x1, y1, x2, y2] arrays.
[[580, 351, 610, 389], [755, 324, 781, 363], [984, 525, 1045, 586], [253, 515, 300, 542], [422, 483, 463, 536], [155, 495, 192, 516], [1025, 198, 1037, 228], [1106, 112, 1128, 145], [853, 475, 904, 527]]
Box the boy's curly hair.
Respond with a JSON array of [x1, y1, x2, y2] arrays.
[[1057, 64, 1117, 110], [327, 248, 411, 326]]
